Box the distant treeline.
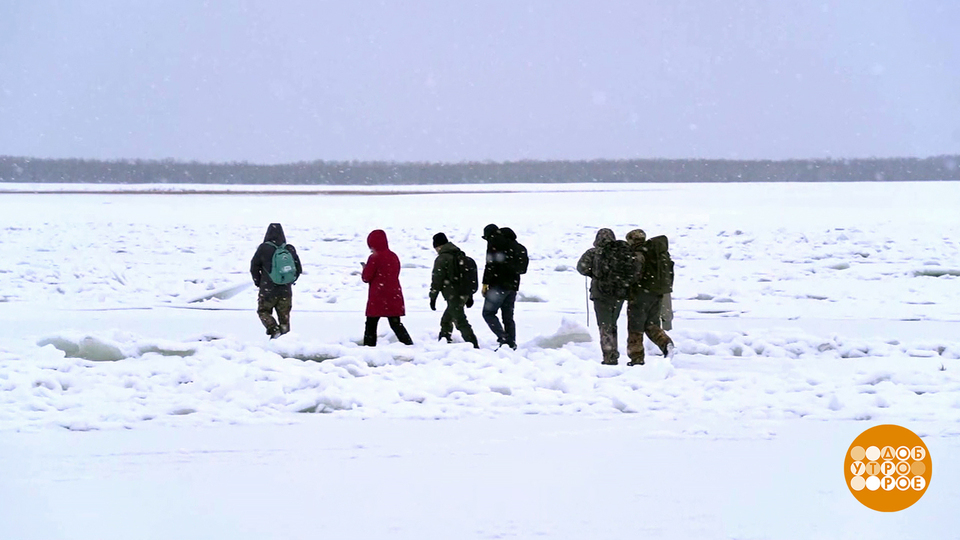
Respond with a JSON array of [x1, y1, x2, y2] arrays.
[[1, 155, 958, 184]]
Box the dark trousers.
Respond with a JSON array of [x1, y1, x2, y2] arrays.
[[627, 291, 673, 359], [593, 297, 624, 363], [257, 292, 292, 335], [440, 296, 478, 346], [482, 287, 517, 345], [364, 316, 413, 346]]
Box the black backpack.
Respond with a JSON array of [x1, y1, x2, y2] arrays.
[[639, 235, 674, 294], [508, 241, 529, 275], [452, 251, 479, 296], [593, 240, 640, 300]]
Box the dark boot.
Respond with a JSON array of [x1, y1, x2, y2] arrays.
[[389, 317, 413, 345], [627, 355, 645, 366]]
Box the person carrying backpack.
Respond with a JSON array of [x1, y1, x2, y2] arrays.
[[625, 229, 675, 365], [429, 232, 479, 348], [250, 223, 302, 339], [360, 229, 413, 347], [576, 228, 639, 365], [480, 224, 528, 350]]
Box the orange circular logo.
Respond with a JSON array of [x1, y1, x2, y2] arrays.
[[845, 424, 932, 512]]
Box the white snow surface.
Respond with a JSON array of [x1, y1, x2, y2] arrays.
[[2, 182, 959, 432], [2, 182, 960, 539]]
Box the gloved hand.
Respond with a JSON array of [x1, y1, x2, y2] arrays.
[[429, 292, 438, 311], [482, 284, 489, 295], [465, 295, 474, 308]]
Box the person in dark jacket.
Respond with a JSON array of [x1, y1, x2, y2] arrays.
[[361, 229, 413, 346], [250, 223, 302, 339], [625, 229, 674, 365], [576, 228, 623, 365], [480, 224, 524, 350], [429, 232, 479, 348]]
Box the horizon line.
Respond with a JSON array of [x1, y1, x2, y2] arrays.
[[3, 154, 959, 168]]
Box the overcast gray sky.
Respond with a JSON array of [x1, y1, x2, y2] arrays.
[[1, 1, 958, 164]]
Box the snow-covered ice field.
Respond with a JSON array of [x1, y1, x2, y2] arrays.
[[2, 181, 959, 539]]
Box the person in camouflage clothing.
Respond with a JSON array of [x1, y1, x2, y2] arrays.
[[625, 228, 674, 365], [429, 232, 479, 348], [250, 223, 303, 339], [576, 228, 625, 365]]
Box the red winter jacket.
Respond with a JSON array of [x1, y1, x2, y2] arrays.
[[361, 230, 406, 317]]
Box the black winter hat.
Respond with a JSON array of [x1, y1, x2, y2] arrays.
[[482, 223, 499, 240], [432, 232, 448, 248]]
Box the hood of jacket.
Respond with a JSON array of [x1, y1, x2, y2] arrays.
[[500, 227, 517, 241], [625, 229, 646, 250], [593, 228, 615, 248], [438, 242, 460, 256], [264, 223, 286, 244], [367, 229, 389, 252]]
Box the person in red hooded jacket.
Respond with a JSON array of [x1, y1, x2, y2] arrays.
[[361, 229, 414, 346]]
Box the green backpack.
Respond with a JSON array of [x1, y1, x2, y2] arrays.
[[266, 242, 298, 285]]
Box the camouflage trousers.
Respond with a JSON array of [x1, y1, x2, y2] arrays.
[[593, 298, 625, 364], [627, 291, 673, 362], [257, 292, 292, 335]]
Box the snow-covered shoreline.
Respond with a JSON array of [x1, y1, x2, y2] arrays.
[[0, 181, 674, 194]]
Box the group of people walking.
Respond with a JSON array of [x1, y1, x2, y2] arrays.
[[576, 228, 675, 366], [249, 223, 528, 350], [249, 223, 673, 365]]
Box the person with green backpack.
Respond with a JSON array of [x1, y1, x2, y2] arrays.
[[250, 223, 303, 339]]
